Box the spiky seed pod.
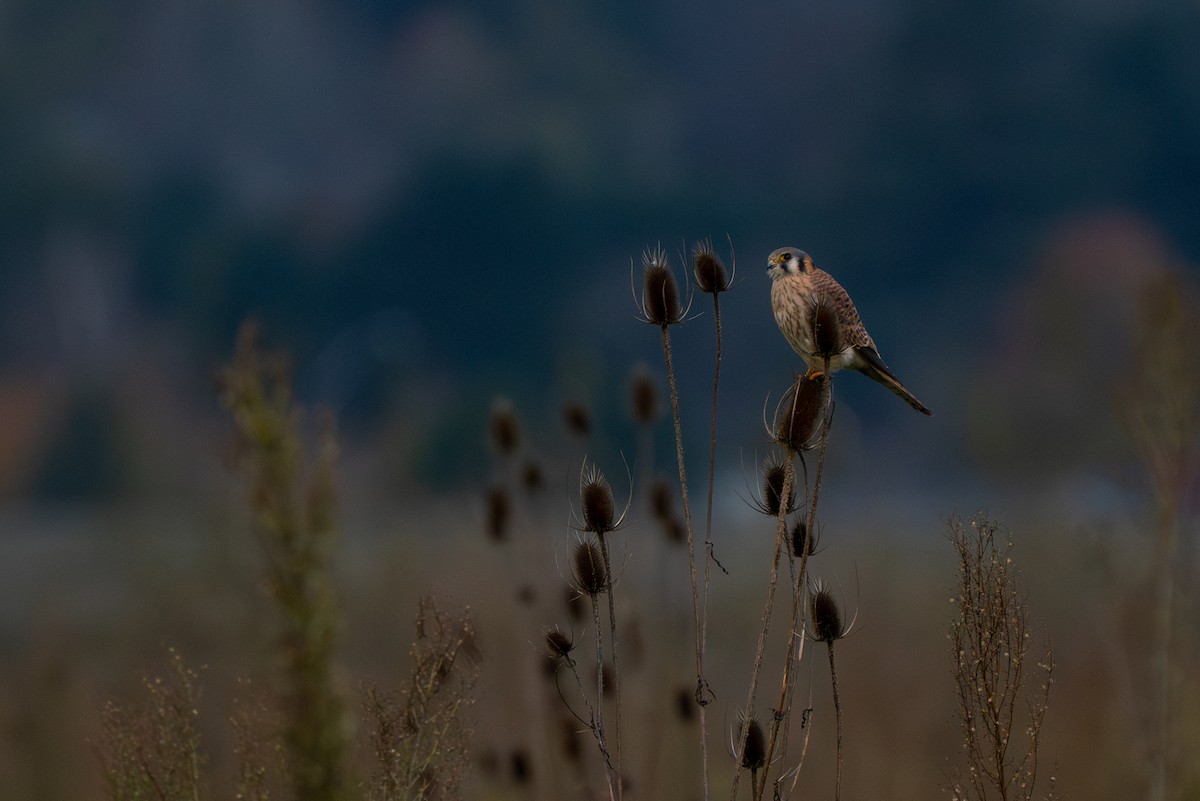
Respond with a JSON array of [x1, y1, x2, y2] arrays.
[[629, 365, 661, 423], [580, 467, 616, 534], [641, 247, 683, 326], [485, 486, 511, 542], [572, 541, 608, 596], [562, 401, 591, 437], [489, 397, 521, 456], [760, 459, 793, 516], [811, 299, 844, 361], [692, 238, 730, 294], [790, 518, 818, 558], [544, 627, 575, 660], [810, 583, 844, 643], [776, 372, 831, 452], [739, 717, 766, 770]]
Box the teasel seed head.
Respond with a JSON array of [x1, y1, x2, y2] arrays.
[[629, 364, 661, 424], [489, 397, 521, 456], [485, 485, 511, 542], [810, 581, 845, 643], [790, 518, 819, 558], [544, 626, 575, 661], [775, 372, 832, 452], [692, 237, 731, 294], [640, 245, 683, 326], [758, 458, 794, 517], [572, 540, 608, 596], [579, 463, 617, 535], [562, 401, 591, 438], [738, 715, 766, 771], [811, 299, 845, 362]]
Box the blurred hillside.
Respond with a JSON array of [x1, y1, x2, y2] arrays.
[[2, 0, 1199, 499]]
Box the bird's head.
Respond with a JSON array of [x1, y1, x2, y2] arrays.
[[767, 247, 813, 279]]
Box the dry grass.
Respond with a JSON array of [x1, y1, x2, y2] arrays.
[[95, 648, 204, 801], [947, 514, 1055, 801], [362, 597, 479, 801]]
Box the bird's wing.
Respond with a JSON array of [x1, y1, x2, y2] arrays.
[[811, 269, 875, 350]]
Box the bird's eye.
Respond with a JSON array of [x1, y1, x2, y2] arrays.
[[782, 252, 793, 262]]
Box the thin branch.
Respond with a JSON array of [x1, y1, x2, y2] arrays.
[[660, 322, 711, 800]]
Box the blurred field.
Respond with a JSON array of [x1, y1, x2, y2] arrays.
[[1, 442, 1194, 799]]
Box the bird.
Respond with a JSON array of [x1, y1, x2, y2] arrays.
[[767, 247, 932, 415]]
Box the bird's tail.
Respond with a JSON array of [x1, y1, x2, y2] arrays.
[[856, 347, 933, 416]]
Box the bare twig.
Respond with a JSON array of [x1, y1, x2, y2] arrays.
[[947, 514, 1055, 801]]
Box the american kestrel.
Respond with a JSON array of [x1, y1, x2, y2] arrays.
[[768, 247, 932, 416]]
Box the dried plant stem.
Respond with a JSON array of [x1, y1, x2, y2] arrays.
[[826, 640, 843, 801], [728, 453, 795, 801], [702, 292, 724, 631], [590, 594, 619, 801], [757, 377, 832, 801], [782, 644, 817, 800], [558, 655, 612, 788], [699, 292, 724, 785], [659, 323, 710, 800], [754, 453, 799, 801], [702, 291, 724, 617], [596, 532, 624, 801]]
